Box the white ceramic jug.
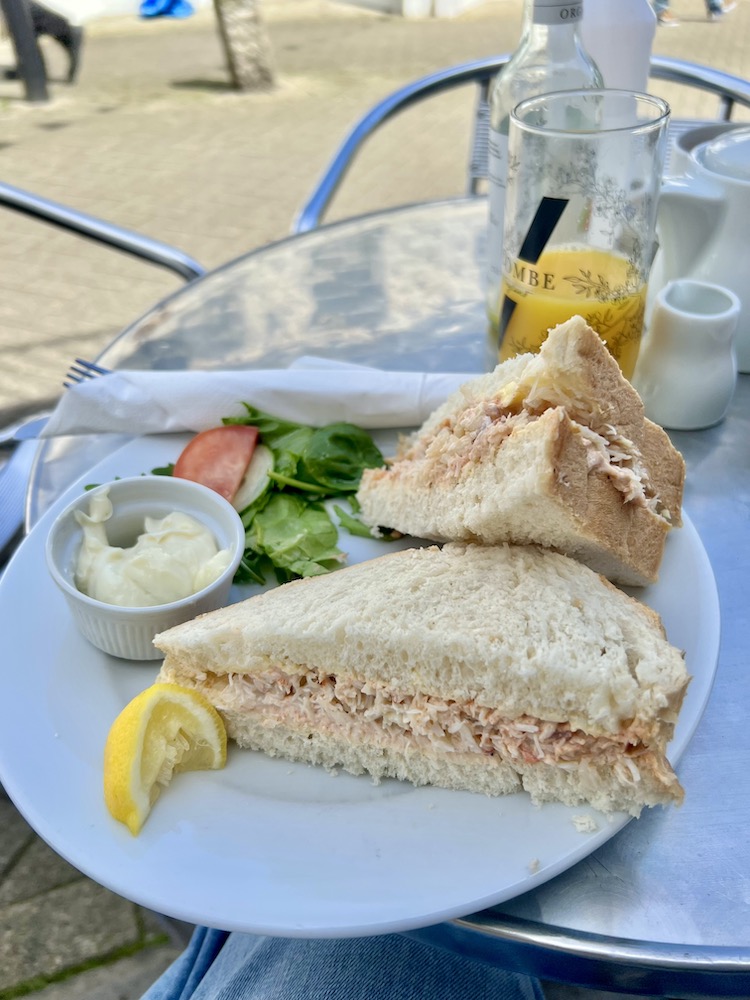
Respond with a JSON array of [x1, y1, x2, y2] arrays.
[[633, 279, 739, 430], [656, 127, 750, 372]]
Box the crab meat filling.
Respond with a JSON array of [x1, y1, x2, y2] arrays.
[[395, 395, 669, 522], [210, 666, 651, 781]]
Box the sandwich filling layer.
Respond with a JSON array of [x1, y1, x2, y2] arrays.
[[395, 393, 670, 522], [162, 662, 679, 797]]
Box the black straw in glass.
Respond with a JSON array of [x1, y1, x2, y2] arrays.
[[497, 195, 569, 344]]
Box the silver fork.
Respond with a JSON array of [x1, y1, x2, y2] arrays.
[[63, 358, 111, 388]]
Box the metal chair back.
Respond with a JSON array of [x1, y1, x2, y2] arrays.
[[292, 55, 750, 235], [3, 55, 748, 272], [0, 180, 205, 282]]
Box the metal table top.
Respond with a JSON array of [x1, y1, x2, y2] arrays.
[[27, 198, 750, 997]]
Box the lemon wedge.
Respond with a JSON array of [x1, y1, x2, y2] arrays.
[[103, 682, 227, 835]]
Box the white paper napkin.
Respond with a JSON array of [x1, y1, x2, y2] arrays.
[[42, 360, 474, 438]]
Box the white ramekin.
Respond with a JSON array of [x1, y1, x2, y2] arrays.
[[45, 475, 246, 660]]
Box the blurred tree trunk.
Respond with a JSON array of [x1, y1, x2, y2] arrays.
[[213, 0, 274, 91]]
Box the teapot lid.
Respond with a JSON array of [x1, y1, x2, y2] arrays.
[[698, 126, 750, 181]]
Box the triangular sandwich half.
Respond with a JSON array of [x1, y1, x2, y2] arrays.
[[154, 543, 689, 817], [356, 316, 685, 586]]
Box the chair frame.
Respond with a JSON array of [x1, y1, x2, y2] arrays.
[[2, 55, 748, 276], [291, 55, 750, 235], [0, 180, 206, 283]]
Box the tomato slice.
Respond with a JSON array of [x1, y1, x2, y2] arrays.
[[173, 425, 259, 502]]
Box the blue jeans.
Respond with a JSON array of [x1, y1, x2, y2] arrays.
[[141, 927, 545, 1000]]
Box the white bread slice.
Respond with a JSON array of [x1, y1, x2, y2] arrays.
[[356, 317, 685, 587], [154, 543, 689, 816]]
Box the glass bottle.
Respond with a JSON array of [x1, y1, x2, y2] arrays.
[[486, 0, 603, 361]]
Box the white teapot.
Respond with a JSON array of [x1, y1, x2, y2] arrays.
[[655, 127, 750, 373]]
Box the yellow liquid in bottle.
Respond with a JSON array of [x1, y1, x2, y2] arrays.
[[494, 247, 646, 380]]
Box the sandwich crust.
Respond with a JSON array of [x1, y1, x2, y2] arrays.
[[356, 317, 686, 586]]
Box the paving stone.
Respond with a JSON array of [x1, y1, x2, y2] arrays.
[[0, 878, 142, 990], [0, 834, 82, 906], [12, 943, 182, 1000], [0, 796, 34, 873]]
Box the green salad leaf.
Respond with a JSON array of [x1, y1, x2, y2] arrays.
[[333, 503, 375, 539], [247, 493, 345, 582], [225, 409, 314, 481], [219, 405, 387, 584], [298, 423, 385, 492], [227, 407, 384, 492]]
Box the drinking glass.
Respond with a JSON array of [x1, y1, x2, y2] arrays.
[[491, 89, 670, 379]]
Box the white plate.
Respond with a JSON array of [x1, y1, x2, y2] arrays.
[[0, 433, 720, 938]]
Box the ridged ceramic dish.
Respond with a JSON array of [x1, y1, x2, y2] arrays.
[[45, 475, 245, 660]]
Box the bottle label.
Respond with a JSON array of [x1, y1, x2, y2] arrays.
[[487, 125, 509, 302], [532, 0, 583, 24]]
